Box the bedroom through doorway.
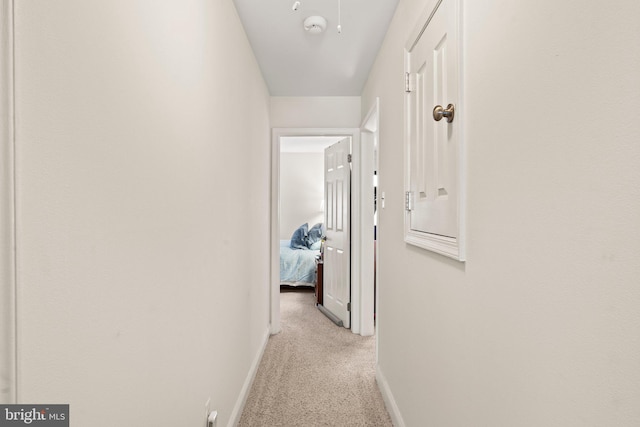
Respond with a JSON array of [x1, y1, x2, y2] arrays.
[[278, 135, 344, 318], [270, 121, 378, 338]]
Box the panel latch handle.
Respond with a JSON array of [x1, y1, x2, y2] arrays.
[[433, 104, 455, 123]]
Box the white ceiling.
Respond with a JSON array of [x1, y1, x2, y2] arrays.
[[233, 0, 399, 96]]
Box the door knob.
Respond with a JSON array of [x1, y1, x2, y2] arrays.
[[433, 104, 455, 123]]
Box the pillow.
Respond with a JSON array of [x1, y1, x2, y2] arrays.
[[290, 223, 309, 250], [307, 223, 324, 249]]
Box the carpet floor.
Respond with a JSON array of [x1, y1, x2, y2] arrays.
[[238, 289, 392, 426]]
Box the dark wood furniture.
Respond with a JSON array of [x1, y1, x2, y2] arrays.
[[315, 257, 323, 305]]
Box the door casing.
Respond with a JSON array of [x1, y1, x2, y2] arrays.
[[359, 99, 379, 338], [271, 127, 375, 336]]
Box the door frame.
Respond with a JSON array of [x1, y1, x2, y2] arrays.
[[358, 99, 379, 337], [271, 127, 368, 335]]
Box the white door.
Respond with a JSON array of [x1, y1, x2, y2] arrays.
[[323, 138, 351, 328], [405, 0, 464, 259]]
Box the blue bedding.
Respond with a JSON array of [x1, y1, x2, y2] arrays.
[[280, 240, 320, 285]]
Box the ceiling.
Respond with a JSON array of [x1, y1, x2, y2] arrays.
[[233, 0, 399, 96]]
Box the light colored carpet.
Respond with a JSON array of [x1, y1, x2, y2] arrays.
[[238, 289, 392, 427]]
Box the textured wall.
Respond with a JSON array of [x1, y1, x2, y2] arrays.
[[363, 0, 640, 425], [13, 0, 271, 425]]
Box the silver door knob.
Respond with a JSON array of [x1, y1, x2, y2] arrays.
[[433, 104, 455, 123]]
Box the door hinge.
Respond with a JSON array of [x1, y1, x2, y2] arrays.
[[347, 302, 351, 312], [347, 154, 352, 163], [405, 72, 412, 93], [405, 191, 414, 211]]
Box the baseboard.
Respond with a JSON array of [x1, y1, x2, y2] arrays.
[[227, 326, 271, 427], [376, 365, 406, 427]]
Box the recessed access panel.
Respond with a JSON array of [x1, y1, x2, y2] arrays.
[[405, 0, 464, 261]]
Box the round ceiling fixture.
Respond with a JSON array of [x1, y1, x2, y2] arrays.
[[303, 16, 327, 34]]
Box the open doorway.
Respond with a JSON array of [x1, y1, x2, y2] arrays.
[[278, 136, 350, 328], [270, 128, 365, 335], [278, 135, 341, 311], [270, 114, 379, 337]]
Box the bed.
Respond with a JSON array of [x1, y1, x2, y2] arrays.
[[280, 223, 324, 287], [279, 240, 320, 286]]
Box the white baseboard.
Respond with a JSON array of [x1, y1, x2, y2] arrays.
[[227, 326, 271, 427], [376, 365, 406, 427]]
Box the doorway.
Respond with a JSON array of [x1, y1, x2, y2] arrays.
[[270, 127, 367, 335]]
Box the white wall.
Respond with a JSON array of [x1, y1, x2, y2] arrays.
[[13, 1, 271, 426], [270, 96, 361, 128], [0, 0, 15, 404], [364, 0, 640, 426], [280, 153, 324, 240]]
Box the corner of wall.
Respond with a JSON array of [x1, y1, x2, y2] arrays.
[[227, 326, 271, 427], [376, 366, 406, 427]]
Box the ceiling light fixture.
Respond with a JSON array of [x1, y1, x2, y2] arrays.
[[292, 1, 300, 12], [303, 16, 327, 34], [337, 0, 342, 33]]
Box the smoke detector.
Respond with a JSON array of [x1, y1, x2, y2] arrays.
[[303, 16, 327, 34]]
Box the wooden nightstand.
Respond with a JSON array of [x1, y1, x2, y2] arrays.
[[315, 257, 323, 306]]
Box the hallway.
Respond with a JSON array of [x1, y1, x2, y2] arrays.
[[239, 289, 391, 426], [3, 1, 639, 425]]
